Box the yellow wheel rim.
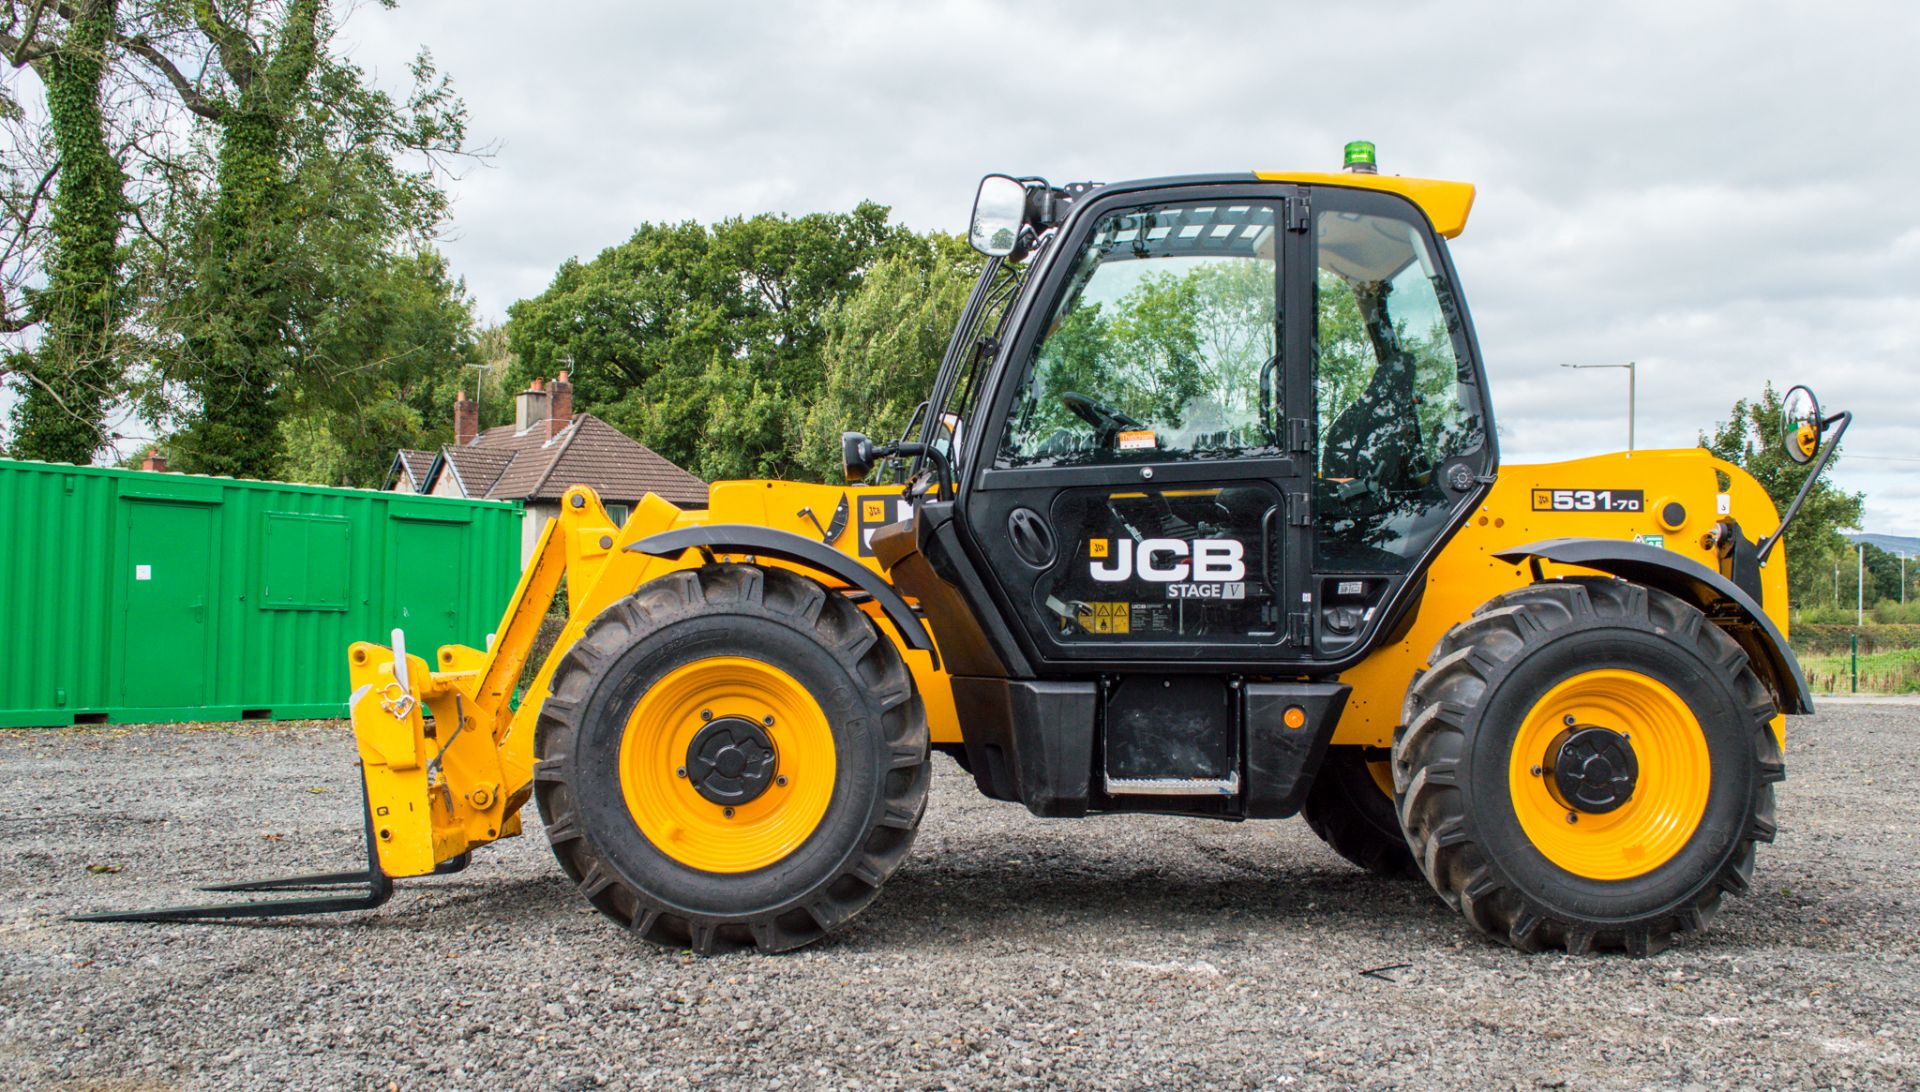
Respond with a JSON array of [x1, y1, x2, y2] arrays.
[[618, 656, 836, 873], [1508, 669, 1710, 881]]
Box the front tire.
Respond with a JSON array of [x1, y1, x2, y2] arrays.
[[1395, 578, 1784, 955], [533, 565, 930, 953]]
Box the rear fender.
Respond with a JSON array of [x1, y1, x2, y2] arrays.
[[1493, 537, 1812, 715]]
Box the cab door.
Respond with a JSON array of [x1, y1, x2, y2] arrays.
[[958, 184, 1315, 667]]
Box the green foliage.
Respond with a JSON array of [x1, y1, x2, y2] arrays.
[[0, 2, 476, 481], [1791, 622, 1920, 656], [137, 4, 472, 480], [506, 202, 914, 481], [796, 237, 980, 481], [275, 250, 486, 487], [1794, 543, 1920, 618], [1857, 540, 1913, 606], [1872, 599, 1920, 625], [6, 0, 126, 464], [1700, 382, 1863, 607]]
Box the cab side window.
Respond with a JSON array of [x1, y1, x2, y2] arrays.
[[998, 202, 1280, 467], [1314, 207, 1485, 571]]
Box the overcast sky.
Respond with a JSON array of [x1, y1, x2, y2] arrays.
[[332, 1, 1918, 530], [52, 1, 1920, 530]]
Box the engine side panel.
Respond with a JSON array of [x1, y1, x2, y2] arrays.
[[1331, 448, 1790, 748]]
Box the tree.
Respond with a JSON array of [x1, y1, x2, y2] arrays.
[[121, 1, 470, 478], [505, 218, 734, 473], [796, 235, 978, 481], [506, 202, 910, 481], [1700, 383, 1863, 607], [2, 0, 126, 463], [276, 249, 484, 487]]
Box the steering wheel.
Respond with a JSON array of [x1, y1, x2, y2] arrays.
[[1060, 391, 1141, 443]]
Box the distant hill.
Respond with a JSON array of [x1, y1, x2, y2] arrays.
[[1849, 533, 1920, 556]]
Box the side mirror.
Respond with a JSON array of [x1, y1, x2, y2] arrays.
[[970, 175, 1028, 257], [842, 431, 877, 482], [1781, 384, 1823, 466]]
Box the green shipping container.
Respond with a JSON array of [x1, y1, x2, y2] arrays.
[[0, 458, 522, 728]]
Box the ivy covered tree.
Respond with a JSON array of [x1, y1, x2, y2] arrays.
[[119, 0, 471, 478], [2, 0, 126, 463], [1700, 382, 1863, 607]]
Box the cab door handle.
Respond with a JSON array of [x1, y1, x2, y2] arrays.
[[1007, 508, 1056, 570]]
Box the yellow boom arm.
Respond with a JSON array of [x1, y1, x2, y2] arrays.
[[345, 488, 610, 876], [345, 480, 959, 878]]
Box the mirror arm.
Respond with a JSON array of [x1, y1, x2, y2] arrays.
[[845, 433, 952, 502], [885, 441, 952, 503], [1757, 409, 1851, 565]]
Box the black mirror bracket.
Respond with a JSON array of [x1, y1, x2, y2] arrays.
[[842, 431, 951, 502], [1756, 409, 1851, 565]]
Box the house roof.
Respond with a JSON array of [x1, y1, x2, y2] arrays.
[[418, 413, 707, 507], [440, 445, 515, 497], [391, 449, 436, 491]]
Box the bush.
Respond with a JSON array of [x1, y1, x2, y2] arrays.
[[1791, 623, 1920, 658], [1873, 600, 1920, 625]]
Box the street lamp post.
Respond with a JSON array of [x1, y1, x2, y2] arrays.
[[1561, 361, 1637, 452], [466, 362, 490, 423], [1858, 542, 1866, 627]]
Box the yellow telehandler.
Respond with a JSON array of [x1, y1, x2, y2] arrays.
[[87, 144, 1846, 956]]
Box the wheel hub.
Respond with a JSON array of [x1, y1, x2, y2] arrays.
[[1546, 724, 1639, 814], [686, 717, 778, 806]]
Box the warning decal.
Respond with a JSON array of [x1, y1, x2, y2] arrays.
[[1080, 601, 1130, 634]]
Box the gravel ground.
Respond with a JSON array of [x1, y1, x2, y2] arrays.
[[2, 700, 1917, 1090]]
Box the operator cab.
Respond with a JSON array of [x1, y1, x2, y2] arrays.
[[855, 147, 1497, 815], [879, 150, 1494, 666]]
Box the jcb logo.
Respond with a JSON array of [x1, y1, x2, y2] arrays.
[[1089, 538, 1246, 583]]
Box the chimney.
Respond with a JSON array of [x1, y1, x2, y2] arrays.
[[454, 389, 479, 447], [140, 452, 168, 473], [547, 371, 573, 440], [515, 377, 548, 433]]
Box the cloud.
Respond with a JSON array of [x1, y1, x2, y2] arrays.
[[28, 0, 1920, 531]]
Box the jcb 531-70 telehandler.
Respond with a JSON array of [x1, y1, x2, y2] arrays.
[[90, 143, 1848, 957]]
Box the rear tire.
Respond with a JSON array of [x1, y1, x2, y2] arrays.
[[1395, 577, 1783, 956], [1302, 747, 1419, 879], [533, 564, 930, 953]]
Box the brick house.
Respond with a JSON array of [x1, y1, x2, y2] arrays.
[[389, 372, 707, 562]]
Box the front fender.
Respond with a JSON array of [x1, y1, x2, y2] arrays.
[[1493, 537, 1812, 715], [628, 524, 939, 668]]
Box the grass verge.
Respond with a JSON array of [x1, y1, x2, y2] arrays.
[[1799, 646, 1920, 695]]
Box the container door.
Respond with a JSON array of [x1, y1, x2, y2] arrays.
[[122, 501, 215, 709], [390, 518, 466, 656]]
